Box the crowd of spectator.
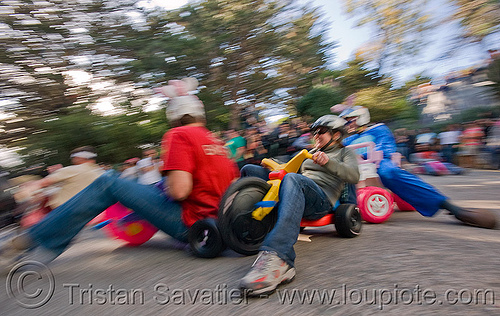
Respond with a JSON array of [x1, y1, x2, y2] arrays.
[[116, 116, 500, 175], [217, 116, 500, 172], [220, 117, 314, 169], [393, 118, 500, 170]]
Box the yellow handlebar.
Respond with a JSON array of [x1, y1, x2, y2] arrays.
[[261, 149, 313, 173], [261, 158, 283, 171]]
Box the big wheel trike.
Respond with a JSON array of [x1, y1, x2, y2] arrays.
[[216, 149, 362, 256]]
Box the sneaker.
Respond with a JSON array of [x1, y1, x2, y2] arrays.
[[239, 251, 296, 296], [454, 209, 497, 229]]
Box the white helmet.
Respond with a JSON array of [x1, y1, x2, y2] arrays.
[[339, 106, 370, 126]]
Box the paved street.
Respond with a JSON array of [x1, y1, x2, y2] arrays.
[[1, 169, 499, 315]]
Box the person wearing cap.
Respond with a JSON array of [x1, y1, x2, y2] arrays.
[[0, 78, 239, 269], [238, 115, 360, 296], [29, 146, 104, 211], [339, 105, 497, 229]]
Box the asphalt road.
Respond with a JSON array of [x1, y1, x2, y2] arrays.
[[1, 169, 499, 316]]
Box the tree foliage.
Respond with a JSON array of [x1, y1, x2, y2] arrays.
[[0, 0, 158, 146], [342, 0, 432, 73], [354, 86, 413, 122], [18, 107, 167, 168], [338, 57, 383, 96], [296, 56, 416, 123], [448, 0, 500, 46], [342, 0, 500, 73], [296, 85, 344, 119], [1, 0, 335, 168], [129, 0, 334, 128]]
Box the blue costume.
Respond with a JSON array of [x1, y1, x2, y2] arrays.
[[343, 123, 447, 217]]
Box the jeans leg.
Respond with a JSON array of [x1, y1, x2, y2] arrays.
[[28, 172, 188, 257], [240, 164, 270, 181], [261, 173, 332, 267], [377, 159, 447, 217], [341, 183, 357, 204]]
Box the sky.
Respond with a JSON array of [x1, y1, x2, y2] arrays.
[[301, 0, 492, 85]]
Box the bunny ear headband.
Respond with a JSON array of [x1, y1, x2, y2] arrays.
[[155, 77, 199, 98], [154, 77, 205, 122]]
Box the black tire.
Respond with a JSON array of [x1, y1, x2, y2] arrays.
[[188, 218, 225, 258], [218, 177, 274, 256], [334, 204, 362, 238]]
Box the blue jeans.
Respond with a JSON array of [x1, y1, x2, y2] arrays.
[[240, 165, 333, 267], [28, 171, 188, 259]]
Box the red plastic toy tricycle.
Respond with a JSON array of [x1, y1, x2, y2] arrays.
[[348, 142, 415, 224], [216, 149, 362, 256]]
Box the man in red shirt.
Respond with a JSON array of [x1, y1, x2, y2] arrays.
[[1, 78, 239, 268]]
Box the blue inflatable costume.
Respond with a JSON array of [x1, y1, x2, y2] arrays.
[[339, 106, 496, 228]]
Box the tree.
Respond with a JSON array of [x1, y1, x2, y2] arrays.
[[352, 86, 413, 122], [131, 0, 334, 128], [447, 0, 500, 48], [296, 85, 345, 119], [342, 0, 432, 74], [339, 56, 383, 95], [18, 107, 168, 168], [0, 0, 149, 143], [399, 74, 433, 93], [1, 0, 337, 169]]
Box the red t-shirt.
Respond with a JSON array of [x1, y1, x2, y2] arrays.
[[161, 125, 239, 227]]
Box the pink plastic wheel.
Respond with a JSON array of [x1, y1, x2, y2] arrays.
[[357, 186, 394, 223], [102, 203, 158, 246], [392, 193, 416, 211]]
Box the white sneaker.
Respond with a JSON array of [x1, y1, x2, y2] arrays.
[[239, 251, 296, 296]]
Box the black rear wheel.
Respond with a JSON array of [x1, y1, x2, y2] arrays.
[[334, 204, 362, 238], [188, 218, 224, 258], [218, 177, 275, 256]]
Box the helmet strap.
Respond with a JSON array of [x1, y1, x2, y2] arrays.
[[356, 125, 367, 133], [319, 137, 335, 152]]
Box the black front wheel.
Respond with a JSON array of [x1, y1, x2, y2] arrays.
[[218, 177, 275, 256], [334, 204, 362, 238]]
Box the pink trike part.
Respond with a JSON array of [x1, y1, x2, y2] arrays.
[[357, 186, 394, 223], [392, 193, 416, 211], [102, 203, 159, 246]]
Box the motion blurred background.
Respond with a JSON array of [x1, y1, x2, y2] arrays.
[[0, 0, 499, 174]]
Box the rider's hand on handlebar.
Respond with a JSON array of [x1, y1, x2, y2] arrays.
[[312, 151, 329, 166]]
